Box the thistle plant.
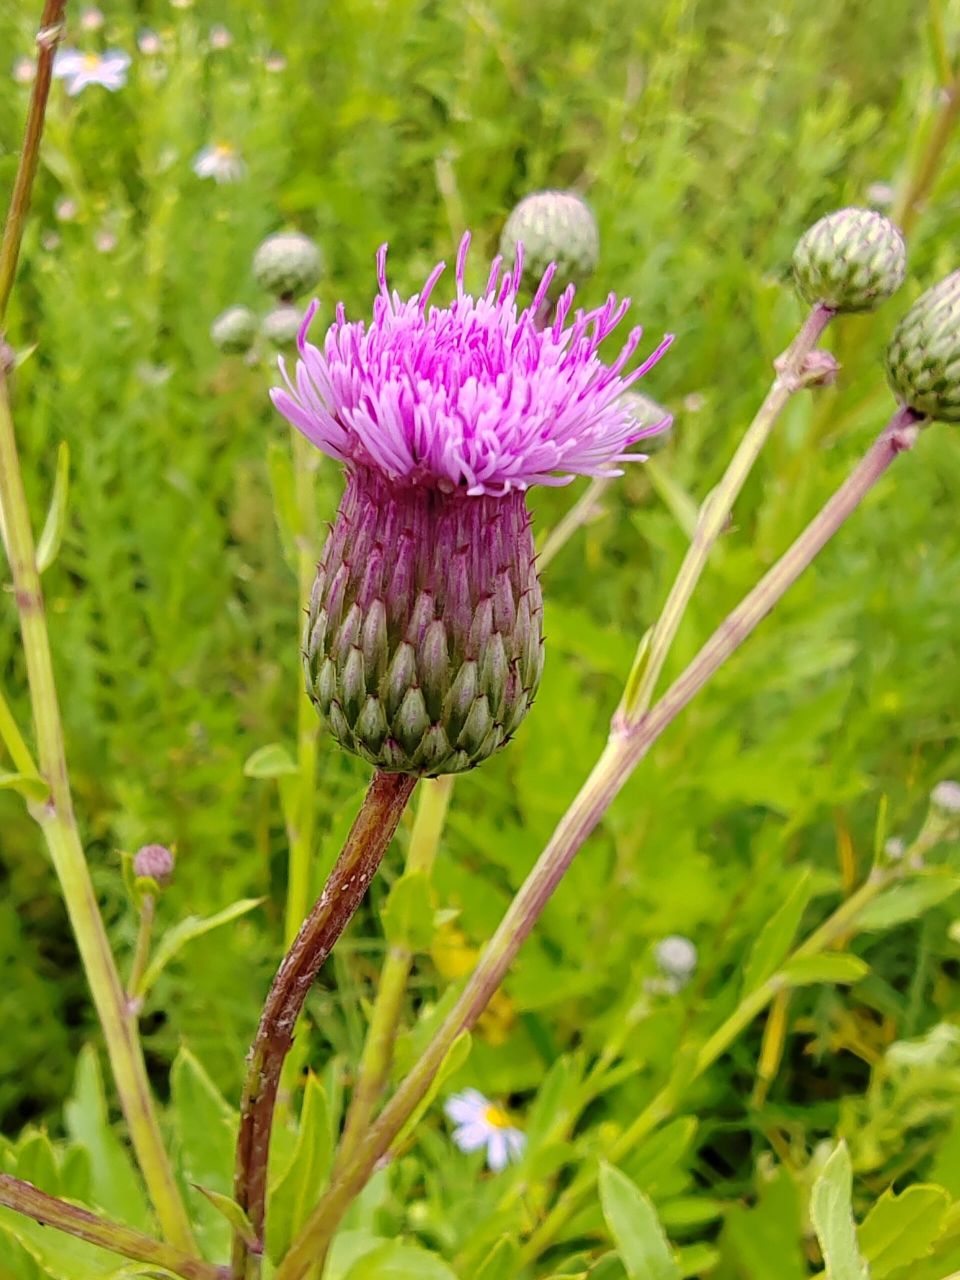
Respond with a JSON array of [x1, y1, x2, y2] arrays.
[[3, 6, 960, 1280]]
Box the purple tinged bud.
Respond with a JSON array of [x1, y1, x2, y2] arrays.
[[133, 843, 174, 885]]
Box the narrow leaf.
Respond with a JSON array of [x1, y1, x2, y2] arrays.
[[599, 1163, 681, 1280], [856, 876, 960, 930], [742, 868, 813, 994], [810, 1144, 869, 1280], [244, 742, 299, 779], [36, 441, 70, 574], [135, 897, 263, 997], [780, 954, 869, 987], [193, 1184, 258, 1249], [0, 770, 49, 802]]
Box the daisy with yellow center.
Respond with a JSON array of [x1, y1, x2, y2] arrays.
[[444, 1089, 525, 1171], [193, 141, 246, 184], [52, 47, 130, 96]]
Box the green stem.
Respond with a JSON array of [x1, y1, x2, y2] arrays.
[[283, 431, 321, 947], [0, 0, 66, 328], [893, 68, 960, 238], [0, 1174, 225, 1280], [0, 377, 196, 1251], [0, 681, 38, 775], [274, 407, 920, 1280], [127, 894, 156, 1007], [618, 304, 835, 724], [334, 777, 454, 1173], [520, 867, 898, 1261], [232, 769, 418, 1279]]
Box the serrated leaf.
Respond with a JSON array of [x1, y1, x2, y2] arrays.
[[742, 868, 813, 994], [64, 1046, 151, 1230], [0, 770, 49, 802], [856, 876, 960, 930], [858, 1184, 950, 1277], [780, 954, 869, 987], [381, 871, 435, 952], [36, 441, 70, 574], [599, 1163, 681, 1280], [810, 1144, 869, 1280], [134, 897, 263, 997], [243, 742, 299, 779], [342, 1241, 459, 1279], [266, 1073, 332, 1261]]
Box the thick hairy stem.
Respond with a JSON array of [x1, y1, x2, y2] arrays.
[[0, 379, 196, 1250], [232, 769, 417, 1278], [275, 408, 921, 1280], [0, 1175, 226, 1280]]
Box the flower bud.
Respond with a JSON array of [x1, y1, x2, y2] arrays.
[[654, 934, 698, 981], [792, 207, 906, 312], [499, 190, 599, 296], [621, 390, 672, 453], [886, 271, 960, 423], [133, 843, 174, 886], [252, 231, 323, 300], [261, 304, 303, 348], [211, 305, 258, 355]]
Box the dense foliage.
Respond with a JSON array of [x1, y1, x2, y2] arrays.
[[1, 0, 959, 1276]]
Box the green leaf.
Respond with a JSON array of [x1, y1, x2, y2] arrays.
[[135, 897, 263, 997], [599, 1163, 681, 1280], [856, 876, 960, 930], [266, 1073, 333, 1261], [193, 1185, 258, 1249], [0, 771, 49, 802], [381, 871, 435, 952], [36, 441, 70, 574], [0, 1209, 126, 1280], [475, 1237, 520, 1280], [780, 954, 869, 987], [64, 1046, 151, 1230], [170, 1047, 237, 1260], [394, 1031, 471, 1151], [342, 1241, 460, 1279], [810, 1144, 869, 1280], [325, 1230, 386, 1280], [858, 1184, 950, 1277], [742, 868, 813, 994], [244, 742, 299, 779]]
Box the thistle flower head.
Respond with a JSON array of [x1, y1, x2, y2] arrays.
[[793, 207, 906, 312], [274, 235, 673, 775], [886, 271, 960, 423], [273, 232, 672, 496]]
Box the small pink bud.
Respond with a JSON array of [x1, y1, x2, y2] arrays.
[[133, 843, 174, 885]]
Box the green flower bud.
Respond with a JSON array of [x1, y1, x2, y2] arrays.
[[260, 304, 303, 348], [210, 305, 258, 354], [621, 389, 672, 453], [792, 207, 906, 312], [252, 231, 323, 300], [886, 271, 960, 423], [499, 190, 599, 295]]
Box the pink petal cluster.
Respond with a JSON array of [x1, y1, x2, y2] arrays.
[[272, 233, 673, 497]]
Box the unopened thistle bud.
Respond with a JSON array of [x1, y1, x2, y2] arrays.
[[253, 231, 323, 300], [261, 304, 303, 348], [886, 272, 960, 423], [211, 305, 257, 355], [272, 235, 673, 775], [500, 191, 599, 296], [793, 207, 906, 312], [133, 843, 174, 886]]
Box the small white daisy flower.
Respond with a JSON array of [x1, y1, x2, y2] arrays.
[[13, 56, 35, 85], [444, 1090, 525, 1172], [53, 48, 130, 96], [193, 142, 245, 184], [209, 24, 233, 50]]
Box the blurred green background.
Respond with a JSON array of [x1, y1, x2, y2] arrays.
[[2, 0, 960, 1275]]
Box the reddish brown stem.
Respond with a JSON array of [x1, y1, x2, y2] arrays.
[[231, 768, 417, 1277]]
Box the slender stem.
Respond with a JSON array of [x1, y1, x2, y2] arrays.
[[893, 69, 960, 238], [0, 1175, 226, 1280], [0, 378, 197, 1251], [537, 476, 611, 571], [521, 866, 897, 1260], [283, 431, 321, 946], [0, 0, 67, 328], [127, 894, 156, 1005], [232, 769, 417, 1278], [334, 776, 454, 1174], [275, 408, 921, 1280], [0, 681, 38, 775], [618, 303, 835, 724]]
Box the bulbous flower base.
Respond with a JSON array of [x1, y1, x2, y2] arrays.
[[305, 469, 544, 776]]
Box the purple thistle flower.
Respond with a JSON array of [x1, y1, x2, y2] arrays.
[[272, 234, 673, 775]]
